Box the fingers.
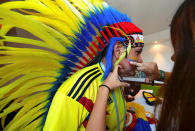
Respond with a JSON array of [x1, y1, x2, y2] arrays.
[[113, 65, 118, 74], [129, 61, 142, 67], [121, 82, 130, 87], [137, 66, 144, 71], [129, 61, 144, 71], [113, 64, 121, 73]]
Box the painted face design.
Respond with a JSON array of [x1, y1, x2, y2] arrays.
[[128, 57, 138, 63]]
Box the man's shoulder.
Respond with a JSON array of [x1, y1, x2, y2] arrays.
[[71, 63, 102, 77], [58, 63, 103, 101], [58, 63, 103, 93]]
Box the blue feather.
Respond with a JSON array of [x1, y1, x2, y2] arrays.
[[67, 46, 83, 57], [86, 20, 97, 36], [94, 7, 106, 26], [89, 12, 101, 31], [73, 38, 87, 52], [51, 81, 62, 91], [104, 8, 117, 24], [80, 26, 93, 42], [110, 8, 122, 22], [109, 8, 119, 23], [60, 60, 76, 67], [76, 33, 89, 47], [63, 54, 79, 62], [44, 101, 52, 109], [101, 9, 112, 25]]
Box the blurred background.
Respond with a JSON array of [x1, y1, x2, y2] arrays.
[[107, 0, 184, 72]]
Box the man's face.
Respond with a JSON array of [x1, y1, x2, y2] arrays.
[[118, 47, 143, 77]]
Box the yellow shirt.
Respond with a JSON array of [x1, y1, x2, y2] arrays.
[[43, 63, 126, 131]]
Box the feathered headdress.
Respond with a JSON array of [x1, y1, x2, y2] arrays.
[[0, 0, 144, 130]]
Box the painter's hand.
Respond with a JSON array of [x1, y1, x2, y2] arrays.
[[129, 62, 161, 82], [102, 65, 130, 90]]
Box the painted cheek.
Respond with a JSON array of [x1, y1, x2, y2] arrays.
[[128, 57, 138, 64]]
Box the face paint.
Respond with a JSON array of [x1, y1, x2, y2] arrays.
[[128, 57, 138, 63]]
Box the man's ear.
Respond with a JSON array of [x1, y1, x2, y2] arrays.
[[113, 42, 124, 59]]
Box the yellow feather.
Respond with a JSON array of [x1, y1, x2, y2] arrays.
[[0, 0, 107, 130], [0, 66, 59, 78], [88, 0, 103, 9], [21, 108, 46, 129], [0, 25, 13, 36], [0, 69, 59, 87], [12, 93, 48, 123], [0, 77, 55, 104], [0, 36, 54, 50], [29, 15, 76, 37], [55, 0, 83, 23], [0, 46, 65, 61], [0, 62, 61, 79], [39, 0, 79, 30], [0, 92, 49, 120], [0, 55, 63, 67], [68, 0, 90, 14], [25, 0, 41, 2], [17, 8, 80, 36], [0, 103, 8, 115], [0, 74, 56, 99], [0, 7, 68, 54], [61, 0, 84, 28], [81, 0, 96, 13], [0, 25, 13, 46], [1, 115, 6, 129], [0, 1, 54, 15], [23, 117, 42, 131], [5, 100, 48, 130]]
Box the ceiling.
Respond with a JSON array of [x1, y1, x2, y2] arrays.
[[1, 0, 184, 36], [106, 0, 184, 35]]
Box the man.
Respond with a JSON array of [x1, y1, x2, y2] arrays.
[[44, 35, 144, 130]]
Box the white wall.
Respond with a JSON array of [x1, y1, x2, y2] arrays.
[[142, 29, 174, 72]]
